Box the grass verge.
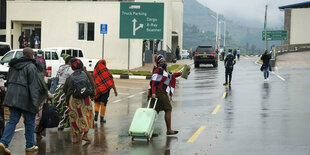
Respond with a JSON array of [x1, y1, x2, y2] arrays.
[[110, 64, 185, 76]]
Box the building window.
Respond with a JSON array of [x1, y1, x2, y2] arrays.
[[78, 22, 94, 41]]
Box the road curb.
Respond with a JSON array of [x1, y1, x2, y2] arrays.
[[113, 74, 152, 80]]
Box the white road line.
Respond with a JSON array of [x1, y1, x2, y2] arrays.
[[128, 95, 135, 98], [272, 72, 286, 81], [139, 91, 145, 94], [118, 93, 130, 95], [255, 59, 260, 65], [15, 128, 24, 132], [112, 99, 122, 103]]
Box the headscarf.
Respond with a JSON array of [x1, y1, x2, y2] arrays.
[[155, 54, 165, 67], [92, 59, 114, 98], [63, 54, 70, 61], [70, 58, 83, 71]]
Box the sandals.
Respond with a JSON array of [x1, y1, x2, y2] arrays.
[[72, 134, 79, 144], [82, 135, 91, 143], [166, 130, 179, 135]]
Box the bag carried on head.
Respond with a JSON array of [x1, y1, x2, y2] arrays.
[[71, 71, 93, 98]]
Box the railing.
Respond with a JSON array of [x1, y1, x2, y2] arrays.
[[272, 43, 310, 58], [166, 45, 172, 53]]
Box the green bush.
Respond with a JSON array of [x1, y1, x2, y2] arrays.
[[110, 70, 152, 76], [109, 64, 185, 76]]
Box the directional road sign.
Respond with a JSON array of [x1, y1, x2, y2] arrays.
[[120, 2, 164, 39], [262, 30, 287, 41]]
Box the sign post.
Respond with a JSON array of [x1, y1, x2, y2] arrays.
[[120, 2, 164, 72], [100, 24, 108, 59]]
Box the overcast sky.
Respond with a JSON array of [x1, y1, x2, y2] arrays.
[[197, 0, 307, 28]]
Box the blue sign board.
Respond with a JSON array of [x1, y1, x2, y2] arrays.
[[100, 24, 108, 34]]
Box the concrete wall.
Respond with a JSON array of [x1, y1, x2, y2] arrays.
[[290, 8, 310, 44], [284, 9, 291, 45], [6, 1, 142, 69]]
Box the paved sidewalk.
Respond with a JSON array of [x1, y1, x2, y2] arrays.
[[276, 51, 310, 68]]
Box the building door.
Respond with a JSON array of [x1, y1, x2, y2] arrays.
[[21, 24, 41, 48]]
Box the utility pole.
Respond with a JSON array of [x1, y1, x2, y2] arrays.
[[223, 21, 226, 48], [219, 20, 221, 48], [215, 12, 219, 49], [264, 4, 268, 51]]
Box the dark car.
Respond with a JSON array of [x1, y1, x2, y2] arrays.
[[194, 45, 218, 68]]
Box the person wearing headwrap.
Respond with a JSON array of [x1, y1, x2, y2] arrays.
[[51, 54, 74, 130], [63, 58, 95, 143], [148, 54, 187, 135], [92, 59, 118, 123]]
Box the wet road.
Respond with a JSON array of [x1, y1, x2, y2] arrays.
[[7, 56, 310, 155]]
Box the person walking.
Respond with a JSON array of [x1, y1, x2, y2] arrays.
[[34, 33, 40, 49], [0, 77, 6, 139], [237, 49, 241, 61], [63, 58, 95, 143], [93, 59, 118, 123], [18, 32, 25, 49], [260, 50, 271, 81], [176, 46, 180, 60], [34, 50, 48, 139], [148, 54, 185, 135], [223, 49, 236, 87], [233, 49, 237, 58], [0, 48, 48, 154], [221, 49, 226, 61], [52, 55, 74, 130], [35, 50, 46, 78]]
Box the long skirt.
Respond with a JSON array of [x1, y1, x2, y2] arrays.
[[68, 96, 94, 136], [52, 84, 70, 128]]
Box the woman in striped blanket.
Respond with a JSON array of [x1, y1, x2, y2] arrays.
[[148, 54, 188, 135]]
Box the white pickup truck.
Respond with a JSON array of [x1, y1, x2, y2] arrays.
[[0, 47, 99, 86]]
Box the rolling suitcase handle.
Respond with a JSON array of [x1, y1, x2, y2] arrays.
[[147, 98, 158, 109]]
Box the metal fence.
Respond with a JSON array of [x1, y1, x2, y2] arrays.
[[270, 43, 310, 67]]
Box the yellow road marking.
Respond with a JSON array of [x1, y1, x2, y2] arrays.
[[222, 92, 227, 98], [187, 126, 206, 143], [212, 104, 221, 115]]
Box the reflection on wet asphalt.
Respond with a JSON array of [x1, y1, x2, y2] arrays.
[[6, 57, 310, 154]]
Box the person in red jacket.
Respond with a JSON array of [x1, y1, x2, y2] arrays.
[[148, 54, 185, 135], [93, 59, 118, 123]]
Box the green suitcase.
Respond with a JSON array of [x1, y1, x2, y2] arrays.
[[129, 98, 158, 141]]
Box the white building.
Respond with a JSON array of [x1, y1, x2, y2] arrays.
[[5, 0, 183, 69], [279, 2, 310, 45]]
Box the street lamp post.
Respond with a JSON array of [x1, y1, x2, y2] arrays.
[[264, 4, 268, 51], [216, 13, 219, 49], [211, 13, 219, 49], [219, 21, 226, 49]]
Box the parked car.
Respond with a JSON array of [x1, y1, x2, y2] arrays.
[[0, 42, 11, 57], [43, 47, 99, 72], [194, 45, 218, 68], [181, 50, 189, 59], [0, 49, 43, 82], [0, 47, 99, 87]]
